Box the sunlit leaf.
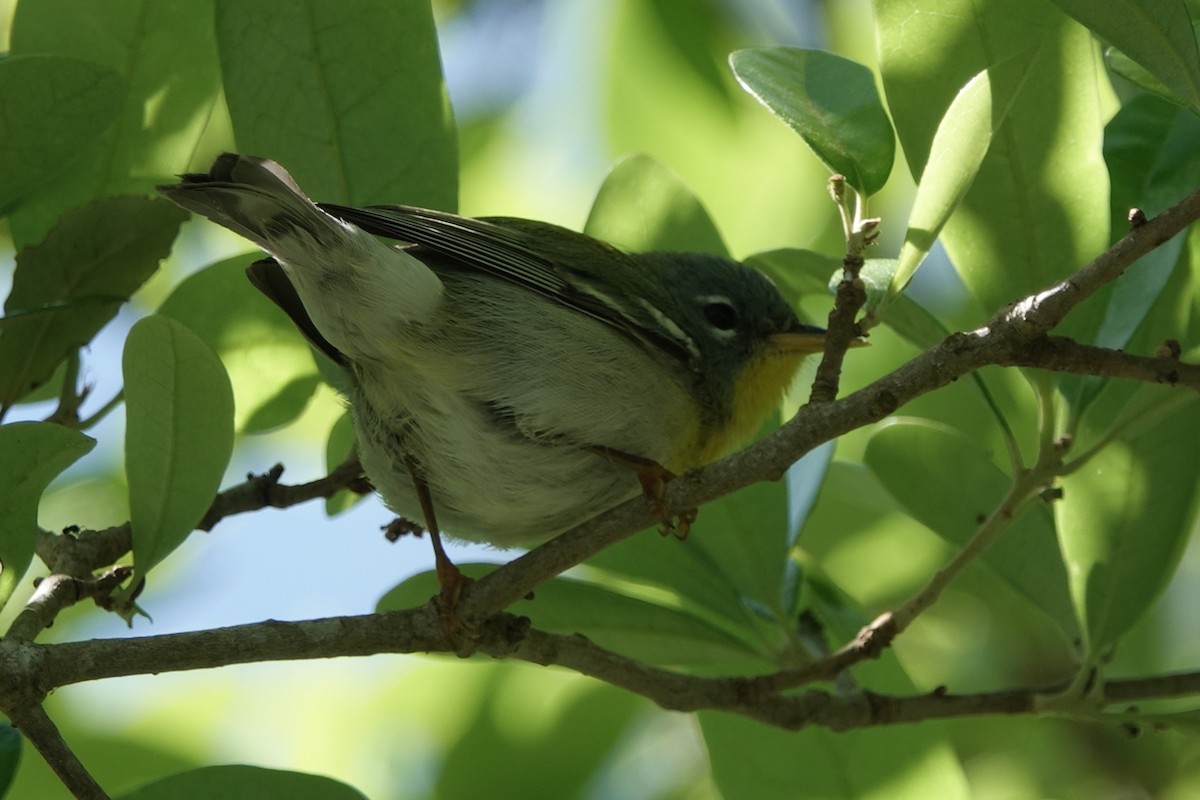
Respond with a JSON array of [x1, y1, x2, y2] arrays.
[[584, 153, 728, 255], [123, 316, 235, 575], [1056, 398, 1200, 657], [877, 0, 1109, 337], [0, 422, 95, 611], [159, 255, 320, 433], [730, 47, 895, 196], [8, 0, 221, 246], [215, 0, 457, 209], [887, 55, 1033, 304], [1047, 0, 1200, 112]]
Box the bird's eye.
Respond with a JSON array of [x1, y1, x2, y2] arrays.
[[703, 300, 739, 331]]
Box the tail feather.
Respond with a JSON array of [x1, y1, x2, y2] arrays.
[[158, 154, 445, 360]]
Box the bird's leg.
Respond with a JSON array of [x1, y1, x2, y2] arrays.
[[592, 446, 697, 538], [409, 468, 472, 632]]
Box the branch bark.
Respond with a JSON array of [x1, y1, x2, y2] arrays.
[[8, 185, 1200, 800]]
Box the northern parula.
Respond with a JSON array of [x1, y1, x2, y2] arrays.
[[159, 154, 829, 554]]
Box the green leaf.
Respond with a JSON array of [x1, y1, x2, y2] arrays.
[[584, 153, 728, 255], [744, 248, 842, 306], [1099, 95, 1200, 341], [380, 565, 765, 670], [0, 56, 125, 215], [0, 196, 187, 414], [123, 316, 235, 575], [117, 765, 368, 800], [0, 423, 95, 612], [829, 258, 899, 319], [585, 475, 802, 669], [324, 412, 361, 516], [159, 255, 321, 433], [888, 56, 1032, 304], [1056, 398, 1200, 657], [8, 0, 221, 246], [433, 665, 641, 800], [864, 419, 1077, 639], [1047, 0, 1200, 112], [215, 0, 457, 209], [1064, 97, 1200, 411], [877, 1, 1109, 334], [702, 714, 970, 800], [730, 47, 895, 196], [0, 725, 19, 799], [1106, 46, 1182, 105]]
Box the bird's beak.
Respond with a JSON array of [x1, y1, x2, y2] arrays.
[[768, 322, 867, 355]]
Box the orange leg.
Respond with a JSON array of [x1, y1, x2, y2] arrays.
[[410, 470, 471, 632], [593, 446, 698, 537]]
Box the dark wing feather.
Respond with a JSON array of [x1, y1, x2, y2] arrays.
[[246, 258, 347, 366], [316, 203, 696, 367]]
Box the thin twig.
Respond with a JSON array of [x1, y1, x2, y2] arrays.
[[6, 705, 108, 800], [7, 567, 133, 641]]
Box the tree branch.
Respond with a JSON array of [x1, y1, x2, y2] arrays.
[[18, 610, 1200, 736], [21, 460, 370, 639], [998, 335, 1200, 389], [6, 705, 108, 800], [457, 183, 1200, 622]]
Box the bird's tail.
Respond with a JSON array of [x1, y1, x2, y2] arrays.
[[158, 153, 445, 359]]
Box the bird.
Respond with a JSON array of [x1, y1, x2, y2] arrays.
[[158, 153, 832, 603]]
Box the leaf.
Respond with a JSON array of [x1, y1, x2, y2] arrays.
[[730, 47, 895, 196], [0, 423, 95, 612], [1056, 398, 1200, 658], [159, 255, 321, 433], [1106, 46, 1182, 105], [324, 412, 361, 516], [585, 474, 801, 668], [215, 0, 457, 209], [0, 197, 187, 413], [1064, 96, 1200, 411], [1047, 0, 1200, 112], [0, 725, 18, 800], [877, 1, 1109, 336], [864, 419, 1078, 639], [116, 765, 368, 800], [584, 153, 728, 255], [380, 565, 765, 670], [702, 713, 970, 800], [1096, 98, 1200, 349], [123, 316, 235, 575], [887, 55, 1033, 304], [8, 0, 221, 246], [744, 248, 841, 306], [0, 56, 125, 215], [829, 258, 899, 319], [781, 443, 835, 616], [433, 665, 641, 800]]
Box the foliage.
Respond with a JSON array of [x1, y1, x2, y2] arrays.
[[1, 1, 1200, 798]]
